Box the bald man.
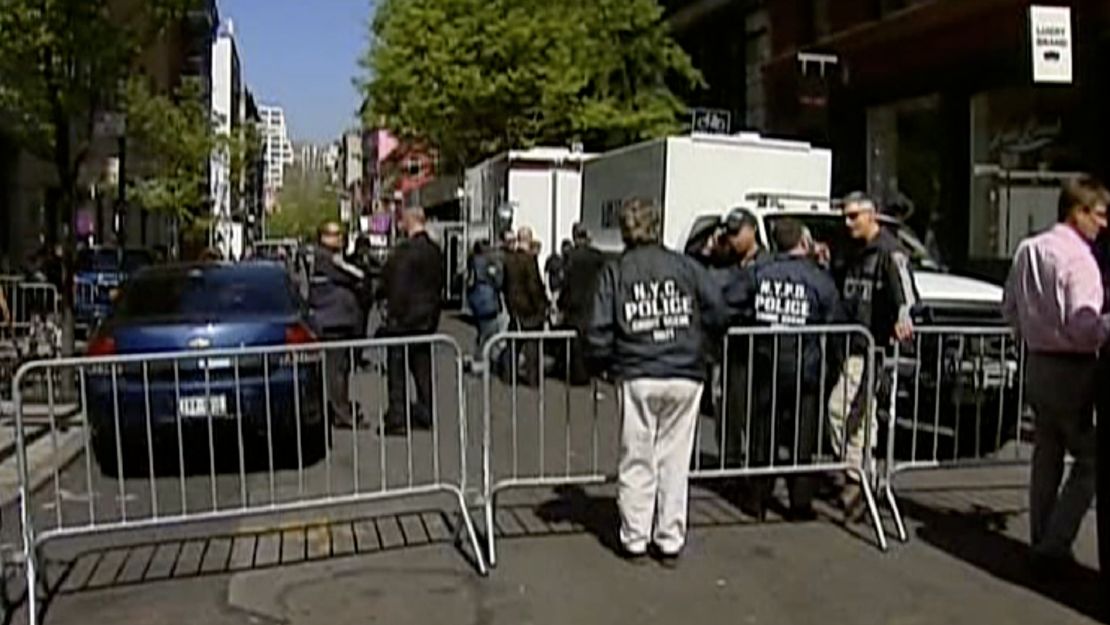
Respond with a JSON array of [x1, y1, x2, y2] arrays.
[[380, 207, 445, 435]]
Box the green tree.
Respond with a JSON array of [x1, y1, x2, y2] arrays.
[[267, 167, 338, 241], [360, 0, 702, 169], [122, 75, 217, 220], [0, 0, 198, 349]]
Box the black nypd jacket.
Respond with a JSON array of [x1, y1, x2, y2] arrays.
[[587, 243, 728, 381], [747, 254, 844, 385], [838, 229, 918, 350]]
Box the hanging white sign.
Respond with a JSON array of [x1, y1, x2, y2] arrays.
[[1030, 5, 1073, 84]]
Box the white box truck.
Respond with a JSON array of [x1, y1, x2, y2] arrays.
[[465, 147, 593, 274], [579, 132, 832, 253]]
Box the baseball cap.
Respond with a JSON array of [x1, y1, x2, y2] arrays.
[[723, 209, 758, 234]]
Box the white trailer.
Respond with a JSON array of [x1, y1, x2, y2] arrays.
[[465, 147, 593, 273], [579, 133, 833, 253]]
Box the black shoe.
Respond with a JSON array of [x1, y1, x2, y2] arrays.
[[785, 505, 818, 522], [618, 547, 649, 567], [840, 484, 866, 525], [648, 544, 681, 569], [378, 420, 409, 437]]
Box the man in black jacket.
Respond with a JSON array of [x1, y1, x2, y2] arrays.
[[310, 222, 366, 428], [380, 207, 444, 435], [588, 198, 728, 567], [501, 227, 548, 385], [831, 192, 917, 520], [559, 223, 607, 385]]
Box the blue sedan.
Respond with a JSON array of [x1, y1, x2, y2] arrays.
[[85, 262, 326, 476]]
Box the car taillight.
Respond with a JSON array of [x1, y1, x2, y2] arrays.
[[281, 324, 319, 366], [87, 335, 116, 356], [285, 323, 316, 344]]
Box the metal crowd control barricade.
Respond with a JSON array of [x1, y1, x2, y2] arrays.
[[480, 329, 613, 566], [13, 334, 486, 625], [698, 326, 887, 550], [10, 282, 60, 334], [879, 326, 1027, 543], [480, 325, 887, 567]]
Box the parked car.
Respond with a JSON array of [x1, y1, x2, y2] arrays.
[[74, 247, 155, 331], [84, 262, 324, 476]]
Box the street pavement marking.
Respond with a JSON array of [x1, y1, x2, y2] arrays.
[[59, 552, 101, 592], [508, 506, 548, 535], [398, 514, 429, 545], [145, 542, 181, 580], [254, 531, 280, 567], [422, 512, 451, 541], [116, 545, 154, 584], [331, 522, 356, 555], [306, 525, 331, 560], [494, 508, 525, 537], [376, 515, 404, 548], [200, 537, 232, 574], [352, 519, 379, 552], [281, 528, 306, 563], [228, 535, 257, 571], [172, 540, 205, 578], [87, 548, 127, 588]]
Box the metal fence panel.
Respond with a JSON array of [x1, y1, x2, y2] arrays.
[[12, 334, 486, 624], [879, 326, 1028, 543], [480, 325, 887, 567]]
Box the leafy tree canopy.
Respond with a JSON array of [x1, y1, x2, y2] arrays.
[[359, 0, 702, 169], [267, 166, 338, 241], [122, 75, 219, 219]]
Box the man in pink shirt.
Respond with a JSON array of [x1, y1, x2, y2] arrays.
[[1003, 176, 1110, 563]]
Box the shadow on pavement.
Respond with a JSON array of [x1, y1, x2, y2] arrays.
[[523, 484, 829, 557], [900, 492, 1108, 624], [1, 508, 472, 624]]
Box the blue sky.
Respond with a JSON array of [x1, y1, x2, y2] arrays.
[[220, 0, 373, 143]]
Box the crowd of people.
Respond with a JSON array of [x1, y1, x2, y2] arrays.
[[305, 175, 1110, 572]]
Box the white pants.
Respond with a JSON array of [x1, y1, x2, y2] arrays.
[[618, 378, 704, 555], [827, 356, 876, 481]]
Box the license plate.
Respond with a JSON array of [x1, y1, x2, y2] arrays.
[[179, 395, 228, 418], [200, 358, 232, 370]]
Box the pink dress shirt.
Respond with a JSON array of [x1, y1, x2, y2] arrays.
[[1003, 224, 1110, 354]]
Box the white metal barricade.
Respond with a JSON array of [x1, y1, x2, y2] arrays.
[[12, 334, 486, 625], [480, 325, 888, 567], [879, 326, 1027, 543]]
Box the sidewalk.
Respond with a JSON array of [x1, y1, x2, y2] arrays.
[[3, 467, 1104, 625]]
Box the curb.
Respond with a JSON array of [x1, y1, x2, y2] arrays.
[[0, 426, 85, 509]]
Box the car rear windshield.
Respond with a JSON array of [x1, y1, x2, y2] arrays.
[[115, 268, 299, 320], [77, 249, 154, 273]]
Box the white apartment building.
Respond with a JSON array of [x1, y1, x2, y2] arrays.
[[211, 19, 243, 258], [259, 104, 294, 205]]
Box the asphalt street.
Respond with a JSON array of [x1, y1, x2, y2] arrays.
[[0, 317, 1103, 624]]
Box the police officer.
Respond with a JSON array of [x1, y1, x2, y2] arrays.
[[588, 198, 727, 566], [310, 221, 366, 428], [735, 218, 843, 520], [832, 192, 917, 521], [716, 208, 770, 472]]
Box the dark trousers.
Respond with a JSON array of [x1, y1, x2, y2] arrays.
[[723, 339, 753, 468], [1095, 351, 1110, 580], [386, 341, 433, 426], [750, 376, 820, 510], [506, 316, 543, 386], [323, 329, 354, 426]]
